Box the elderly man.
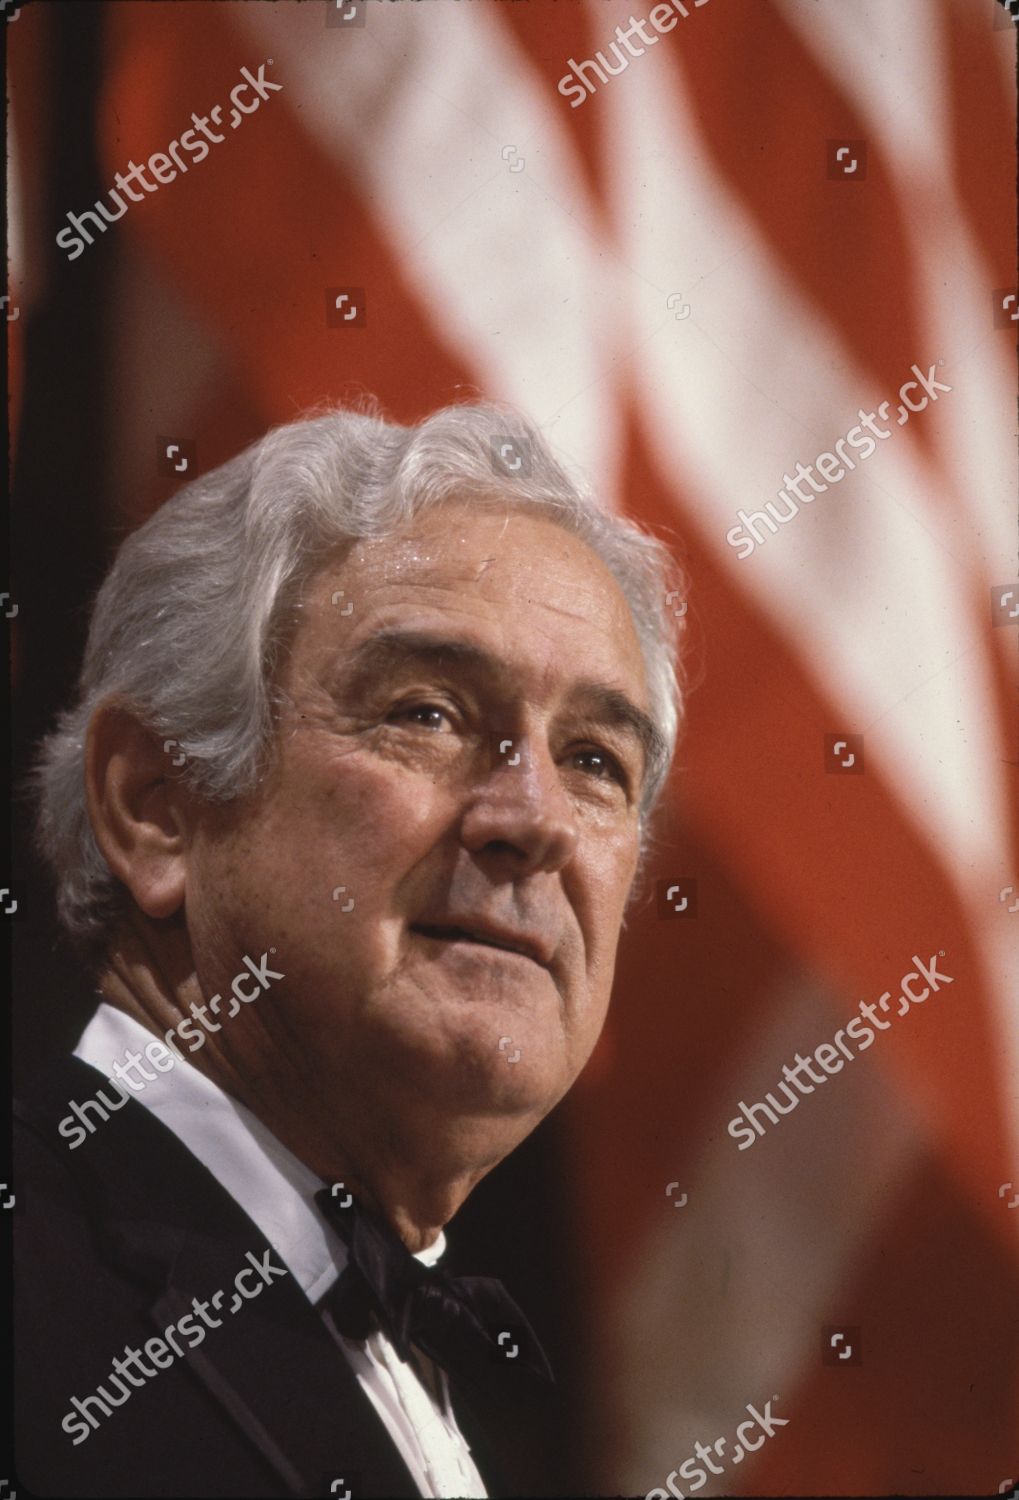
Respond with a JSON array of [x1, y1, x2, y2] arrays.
[[14, 400, 683, 1498]]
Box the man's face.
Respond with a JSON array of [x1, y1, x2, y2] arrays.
[[182, 499, 653, 1149]]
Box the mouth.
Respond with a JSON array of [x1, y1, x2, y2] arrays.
[[410, 924, 547, 969]]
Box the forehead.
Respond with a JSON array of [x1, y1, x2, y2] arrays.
[[298, 501, 649, 702]]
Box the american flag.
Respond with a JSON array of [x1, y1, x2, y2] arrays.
[[8, 0, 1017, 1493]]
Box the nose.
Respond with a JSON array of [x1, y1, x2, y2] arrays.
[[459, 735, 578, 876]]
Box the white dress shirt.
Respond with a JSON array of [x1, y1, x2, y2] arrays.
[[74, 1001, 489, 1499]]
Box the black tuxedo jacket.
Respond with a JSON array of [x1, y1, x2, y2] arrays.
[[14, 1054, 548, 1499]]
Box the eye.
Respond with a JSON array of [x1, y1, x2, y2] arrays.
[[570, 746, 628, 787], [388, 700, 456, 732]]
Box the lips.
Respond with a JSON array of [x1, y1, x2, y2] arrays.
[[410, 922, 550, 969]]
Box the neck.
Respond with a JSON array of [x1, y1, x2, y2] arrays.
[[94, 918, 497, 1254]]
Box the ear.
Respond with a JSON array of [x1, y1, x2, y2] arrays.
[[84, 700, 191, 921]]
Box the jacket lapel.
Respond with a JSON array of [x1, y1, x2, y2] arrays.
[[18, 1055, 421, 1499], [449, 1370, 559, 1499]]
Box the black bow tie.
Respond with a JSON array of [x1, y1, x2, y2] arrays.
[[314, 1186, 554, 1396]]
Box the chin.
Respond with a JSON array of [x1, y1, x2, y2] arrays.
[[443, 1039, 561, 1118]]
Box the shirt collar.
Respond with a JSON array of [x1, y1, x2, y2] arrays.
[[73, 1001, 447, 1303]]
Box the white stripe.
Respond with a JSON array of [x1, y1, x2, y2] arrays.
[[775, 0, 1015, 578], [598, 23, 1012, 905], [774, 0, 1019, 1161], [613, 973, 920, 1492], [234, 0, 625, 486]]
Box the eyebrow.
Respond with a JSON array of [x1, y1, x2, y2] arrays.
[[338, 627, 667, 781]]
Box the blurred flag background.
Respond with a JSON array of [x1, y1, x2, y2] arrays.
[[7, 0, 1017, 1494]]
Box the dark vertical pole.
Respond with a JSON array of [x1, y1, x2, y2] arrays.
[[12, 0, 113, 1081]]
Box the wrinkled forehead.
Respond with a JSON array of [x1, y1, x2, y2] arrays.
[[311, 503, 642, 650]]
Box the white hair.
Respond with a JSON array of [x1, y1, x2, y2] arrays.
[[29, 398, 687, 958]]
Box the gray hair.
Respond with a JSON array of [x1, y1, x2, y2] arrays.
[[29, 397, 687, 959]]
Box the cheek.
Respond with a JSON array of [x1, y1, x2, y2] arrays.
[[571, 833, 638, 997], [258, 749, 453, 896], [585, 829, 640, 926]]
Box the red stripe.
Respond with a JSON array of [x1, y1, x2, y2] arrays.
[[663, 0, 945, 470], [567, 397, 1015, 1301], [100, 3, 467, 430], [751, 1168, 1019, 1492], [493, 0, 613, 225], [946, 0, 1018, 286]]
